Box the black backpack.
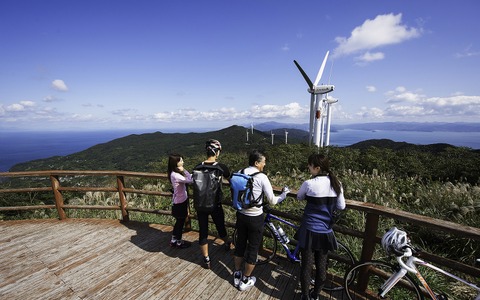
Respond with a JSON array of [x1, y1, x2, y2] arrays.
[[192, 162, 224, 213]]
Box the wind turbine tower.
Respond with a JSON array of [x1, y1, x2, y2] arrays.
[[314, 96, 324, 148], [324, 96, 338, 146], [285, 130, 288, 144], [294, 51, 334, 146], [271, 131, 274, 145], [246, 130, 249, 142]]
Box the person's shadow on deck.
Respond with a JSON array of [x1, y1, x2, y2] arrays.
[[120, 220, 229, 267], [120, 220, 298, 298], [120, 220, 169, 252]]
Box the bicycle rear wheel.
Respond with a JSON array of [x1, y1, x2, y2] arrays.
[[232, 224, 277, 265], [344, 261, 424, 299], [322, 240, 356, 291]]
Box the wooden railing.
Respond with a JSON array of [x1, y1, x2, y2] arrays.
[[1, 170, 479, 280]]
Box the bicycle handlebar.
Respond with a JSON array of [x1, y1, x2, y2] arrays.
[[396, 247, 418, 274]]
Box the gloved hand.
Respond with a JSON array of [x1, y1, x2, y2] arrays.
[[278, 186, 290, 203], [281, 186, 290, 195]]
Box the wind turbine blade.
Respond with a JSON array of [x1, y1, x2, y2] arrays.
[[293, 60, 313, 89], [313, 51, 329, 87]]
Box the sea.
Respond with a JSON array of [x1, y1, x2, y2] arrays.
[[1, 129, 479, 172]]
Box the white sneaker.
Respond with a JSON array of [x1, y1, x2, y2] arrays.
[[238, 276, 256, 291], [233, 271, 242, 288]]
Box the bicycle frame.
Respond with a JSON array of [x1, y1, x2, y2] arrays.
[[380, 248, 480, 299], [264, 212, 301, 263]]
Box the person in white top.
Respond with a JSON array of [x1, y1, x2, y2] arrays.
[[232, 149, 290, 291], [296, 153, 345, 300]]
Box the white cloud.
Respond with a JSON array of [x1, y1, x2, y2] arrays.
[[366, 85, 377, 92], [150, 102, 308, 123], [356, 107, 384, 119], [5, 101, 35, 112], [52, 79, 68, 92], [455, 44, 480, 58], [355, 51, 385, 63], [386, 88, 424, 103], [7, 103, 25, 111], [333, 13, 421, 62], [357, 87, 480, 121], [43, 95, 62, 102], [281, 44, 290, 51]]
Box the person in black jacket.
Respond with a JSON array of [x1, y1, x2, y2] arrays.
[[193, 139, 231, 269]]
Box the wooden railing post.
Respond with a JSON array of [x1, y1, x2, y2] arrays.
[[357, 212, 380, 291], [50, 175, 67, 220], [360, 212, 380, 262], [117, 175, 130, 222]]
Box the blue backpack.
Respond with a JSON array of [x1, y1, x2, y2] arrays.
[[230, 168, 263, 211]]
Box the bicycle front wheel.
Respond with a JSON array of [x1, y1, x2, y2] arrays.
[[344, 261, 424, 300], [322, 240, 356, 291], [232, 224, 277, 265]]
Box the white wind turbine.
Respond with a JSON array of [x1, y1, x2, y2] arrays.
[[294, 51, 334, 147], [271, 131, 274, 145], [284, 130, 288, 144], [323, 96, 338, 146], [321, 60, 338, 147]]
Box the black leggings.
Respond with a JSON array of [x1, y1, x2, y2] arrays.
[[172, 218, 186, 240], [300, 248, 328, 297], [234, 212, 264, 265], [172, 201, 188, 240], [197, 204, 227, 245]]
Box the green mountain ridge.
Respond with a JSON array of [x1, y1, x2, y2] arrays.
[[9, 125, 478, 177], [10, 125, 299, 172]]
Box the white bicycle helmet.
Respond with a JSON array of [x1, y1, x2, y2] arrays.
[[381, 227, 410, 256], [206, 139, 222, 155]]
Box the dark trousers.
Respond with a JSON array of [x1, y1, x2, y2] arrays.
[[172, 201, 188, 240], [197, 204, 227, 245], [234, 212, 264, 265]]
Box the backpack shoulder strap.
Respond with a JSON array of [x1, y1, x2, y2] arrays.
[[240, 168, 262, 177], [195, 161, 219, 170]]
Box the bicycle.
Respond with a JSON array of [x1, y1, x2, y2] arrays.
[[343, 228, 480, 299], [232, 206, 356, 291]]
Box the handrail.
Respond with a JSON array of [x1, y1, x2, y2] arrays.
[[1, 170, 479, 279]]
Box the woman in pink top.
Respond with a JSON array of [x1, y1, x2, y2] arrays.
[[168, 153, 193, 248]]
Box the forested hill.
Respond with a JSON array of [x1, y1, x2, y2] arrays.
[[8, 125, 479, 183], [9, 125, 302, 172]]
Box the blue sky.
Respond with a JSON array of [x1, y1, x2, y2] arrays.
[[1, 0, 479, 131]]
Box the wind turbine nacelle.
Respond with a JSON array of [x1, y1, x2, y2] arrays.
[[324, 96, 338, 104], [308, 85, 335, 95]]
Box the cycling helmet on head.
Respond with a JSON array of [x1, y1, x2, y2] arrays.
[[206, 139, 222, 155], [381, 227, 410, 256]]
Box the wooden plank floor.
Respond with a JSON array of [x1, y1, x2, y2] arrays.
[[0, 219, 346, 300]]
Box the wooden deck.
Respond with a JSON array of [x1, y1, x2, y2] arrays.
[[0, 219, 346, 300]]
